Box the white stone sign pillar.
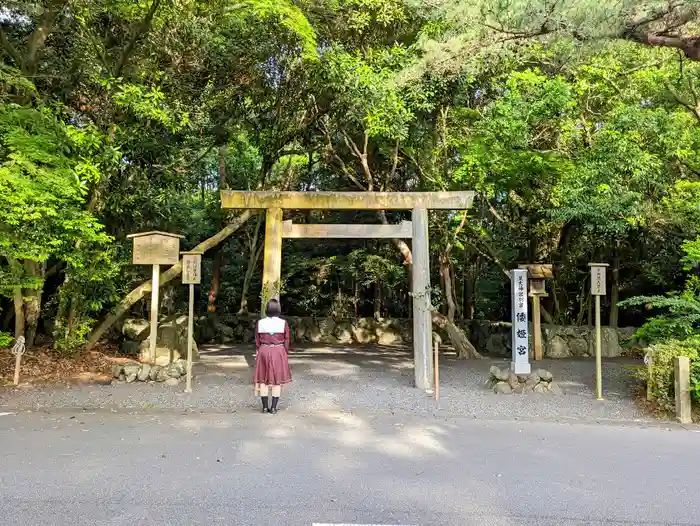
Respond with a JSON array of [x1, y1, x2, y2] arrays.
[[511, 268, 531, 374]]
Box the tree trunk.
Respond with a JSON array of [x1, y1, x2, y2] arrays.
[[238, 216, 263, 314], [552, 222, 575, 322], [7, 258, 25, 340], [353, 279, 359, 318], [374, 282, 382, 320], [86, 210, 254, 349], [440, 253, 457, 322], [541, 306, 555, 325], [13, 285, 25, 340], [208, 143, 229, 312], [438, 257, 446, 315], [432, 311, 482, 359], [609, 256, 620, 328], [23, 260, 45, 347], [465, 266, 475, 320], [208, 250, 222, 312], [237, 246, 261, 315], [386, 234, 481, 359], [23, 288, 41, 347]]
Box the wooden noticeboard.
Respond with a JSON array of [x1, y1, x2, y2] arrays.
[[128, 231, 183, 266]]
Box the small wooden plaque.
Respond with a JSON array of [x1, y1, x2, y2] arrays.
[[182, 253, 202, 285]]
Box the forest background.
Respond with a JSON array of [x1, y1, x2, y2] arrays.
[[3, 0, 700, 364]]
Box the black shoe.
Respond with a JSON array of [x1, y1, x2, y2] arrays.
[[269, 407, 278, 414], [261, 396, 269, 413], [270, 396, 279, 414]]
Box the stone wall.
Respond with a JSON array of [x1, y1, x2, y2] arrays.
[[198, 315, 413, 346], [119, 314, 641, 360], [468, 321, 641, 359], [121, 315, 199, 363]]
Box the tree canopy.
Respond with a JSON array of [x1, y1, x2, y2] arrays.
[[2, 0, 700, 354]]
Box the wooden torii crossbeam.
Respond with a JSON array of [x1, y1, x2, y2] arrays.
[[282, 220, 412, 239], [220, 190, 475, 391]]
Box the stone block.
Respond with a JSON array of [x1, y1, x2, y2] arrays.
[[546, 335, 571, 358], [533, 383, 548, 394], [137, 364, 151, 382], [139, 341, 181, 366], [351, 325, 373, 344], [536, 369, 553, 382], [494, 382, 513, 394], [507, 372, 520, 389], [588, 327, 621, 358], [122, 318, 150, 341], [490, 365, 509, 382], [333, 321, 354, 344]]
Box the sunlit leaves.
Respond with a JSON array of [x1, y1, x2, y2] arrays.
[[0, 102, 110, 269], [235, 0, 318, 61]]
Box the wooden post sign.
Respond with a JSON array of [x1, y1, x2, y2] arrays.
[[181, 251, 202, 394], [127, 231, 184, 365], [588, 263, 609, 400], [519, 264, 553, 361]]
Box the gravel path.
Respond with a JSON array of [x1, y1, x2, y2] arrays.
[[0, 344, 652, 424]]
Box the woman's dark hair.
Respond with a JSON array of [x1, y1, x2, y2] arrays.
[[265, 298, 282, 317]]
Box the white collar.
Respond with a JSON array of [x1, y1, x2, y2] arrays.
[[258, 316, 286, 334]]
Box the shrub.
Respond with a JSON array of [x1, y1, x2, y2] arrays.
[[0, 331, 13, 348], [643, 338, 700, 412], [619, 276, 700, 344]]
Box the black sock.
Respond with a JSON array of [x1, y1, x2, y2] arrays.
[[271, 396, 279, 410], [261, 397, 269, 411]]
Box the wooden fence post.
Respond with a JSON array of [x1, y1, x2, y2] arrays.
[[645, 354, 653, 402], [674, 356, 692, 424]]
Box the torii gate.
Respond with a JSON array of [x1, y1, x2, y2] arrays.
[[221, 190, 475, 390]]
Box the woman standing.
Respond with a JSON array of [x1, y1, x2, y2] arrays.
[[253, 299, 292, 414]]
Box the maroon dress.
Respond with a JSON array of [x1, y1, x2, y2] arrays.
[[253, 317, 292, 385]]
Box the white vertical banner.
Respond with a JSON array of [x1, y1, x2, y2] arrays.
[[511, 268, 531, 374]]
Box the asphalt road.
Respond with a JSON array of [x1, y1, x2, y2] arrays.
[[0, 409, 698, 525]]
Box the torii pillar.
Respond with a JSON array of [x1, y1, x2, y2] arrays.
[[221, 191, 475, 391]]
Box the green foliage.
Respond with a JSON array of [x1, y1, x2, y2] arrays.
[[0, 332, 13, 349], [108, 81, 191, 132], [642, 338, 700, 412], [621, 287, 700, 343], [0, 102, 112, 303], [4, 0, 700, 353], [324, 46, 427, 141], [621, 178, 700, 342], [238, 0, 318, 61]]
